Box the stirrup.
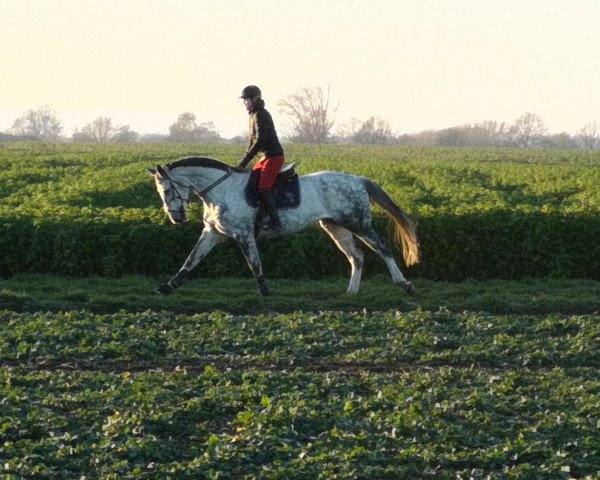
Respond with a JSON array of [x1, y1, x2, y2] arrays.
[[261, 218, 282, 231]]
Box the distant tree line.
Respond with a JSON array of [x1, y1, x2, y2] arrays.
[[1, 107, 226, 145], [3, 93, 600, 150]]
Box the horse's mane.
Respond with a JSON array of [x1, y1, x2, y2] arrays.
[[166, 156, 230, 172]]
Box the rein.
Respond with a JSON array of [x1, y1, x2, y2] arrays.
[[196, 168, 235, 197], [164, 167, 235, 203]]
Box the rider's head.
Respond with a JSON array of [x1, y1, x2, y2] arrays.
[[240, 85, 262, 100], [240, 85, 262, 110]]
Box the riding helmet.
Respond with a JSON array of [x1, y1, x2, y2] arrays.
[[240, 85, 262, 99]]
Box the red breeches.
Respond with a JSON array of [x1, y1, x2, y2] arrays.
[[252, 155, 285, 191]]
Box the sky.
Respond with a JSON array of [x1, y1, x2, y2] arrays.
[[1, 0, 600, 138]]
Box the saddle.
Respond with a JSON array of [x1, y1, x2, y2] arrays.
[[244, 164, 301, 210]]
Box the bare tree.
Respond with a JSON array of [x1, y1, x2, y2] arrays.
[[72, 117, 138, 143], [475, 120, 508, 146], [540, 132, 575, 149], [408, 129, 439, 146], [278, 85, 338, 143], [510, 112, 547, 148], [88, 117, 113, 142], [576, 122, 599, 150], [168, 112, 221, 143], [351, 117, 396, 144], [9, 106, 63, 140], [335, 118, 362, 143], [73, 117, 113, 142]]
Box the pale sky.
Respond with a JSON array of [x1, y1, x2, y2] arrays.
[[2, 0, 600, 138]]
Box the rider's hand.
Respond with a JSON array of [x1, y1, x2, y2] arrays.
[[237, 158, 247, 170]]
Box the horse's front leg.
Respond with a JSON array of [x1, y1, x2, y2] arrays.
[[155, 226, 223, 296], [237, 235, 269, 296]]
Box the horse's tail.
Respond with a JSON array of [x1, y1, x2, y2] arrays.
[[364, 179, 420, 267]]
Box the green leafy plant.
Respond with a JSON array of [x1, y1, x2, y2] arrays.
[[2, 142, 600, 279]]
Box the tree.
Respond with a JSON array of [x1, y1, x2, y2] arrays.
[[71, 117, 139, 143], [228, 130, 250, 145], [475, 120, 509, 146], [168, 112, 221, 143], [435, 125, 476, 147], [351, 117, 396, 144], [576, 122, 599, 150], [9, 106, 62, 140], [510, 112, 547, 148], [334, 118, 362, 143], [542, 132, 576, 149], [112, 125, 140, 143], [88, 117, 113, 142], [72, 117, 138, 143], [140, 133, 169, 143], [278, 85, 338, 143]]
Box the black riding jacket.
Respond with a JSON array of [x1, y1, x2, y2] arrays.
[[240, 99, 284, 167]]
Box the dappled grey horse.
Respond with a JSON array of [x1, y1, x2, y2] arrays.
[[148, 156, 419, 296]]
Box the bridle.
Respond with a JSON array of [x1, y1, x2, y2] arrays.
[[161, 167, 235, 215], [196, 168, 235, 197], [162, 173, 189, 216]]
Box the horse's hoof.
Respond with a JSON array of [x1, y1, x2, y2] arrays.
[[401, 281, 415, 295], [155, 284, 173, 296]]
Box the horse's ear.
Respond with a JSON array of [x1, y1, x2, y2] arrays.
[[157, 165, 167, 177], [147, 168, 157, 176]]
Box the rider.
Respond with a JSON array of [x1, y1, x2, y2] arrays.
[[237, 85, 285, 231]]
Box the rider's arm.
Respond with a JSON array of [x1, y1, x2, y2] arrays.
[[239, 110, 269, 168]]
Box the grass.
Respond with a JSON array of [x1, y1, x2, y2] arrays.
[[1, 274, 599, 315]]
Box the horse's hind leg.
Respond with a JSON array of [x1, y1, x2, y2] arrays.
[[237, 235, 270, 296], [319, 219, 364, 294], [354, 226, 415, 295]]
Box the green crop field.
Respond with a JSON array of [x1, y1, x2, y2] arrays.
[[1, 142, 600, 478], [1, 300, 599, 479], [1, 142, 600, 279]]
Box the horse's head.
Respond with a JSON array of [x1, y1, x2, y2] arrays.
[[147, 164, 191, 224]]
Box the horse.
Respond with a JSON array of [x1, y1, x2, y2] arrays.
[[147, 156, 419, 297]]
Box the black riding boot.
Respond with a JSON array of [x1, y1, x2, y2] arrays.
[[259, 190, 282, 231]]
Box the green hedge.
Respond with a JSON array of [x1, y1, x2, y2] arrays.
[[1, 142, 600, 280], [2, 211, 599, 280]]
